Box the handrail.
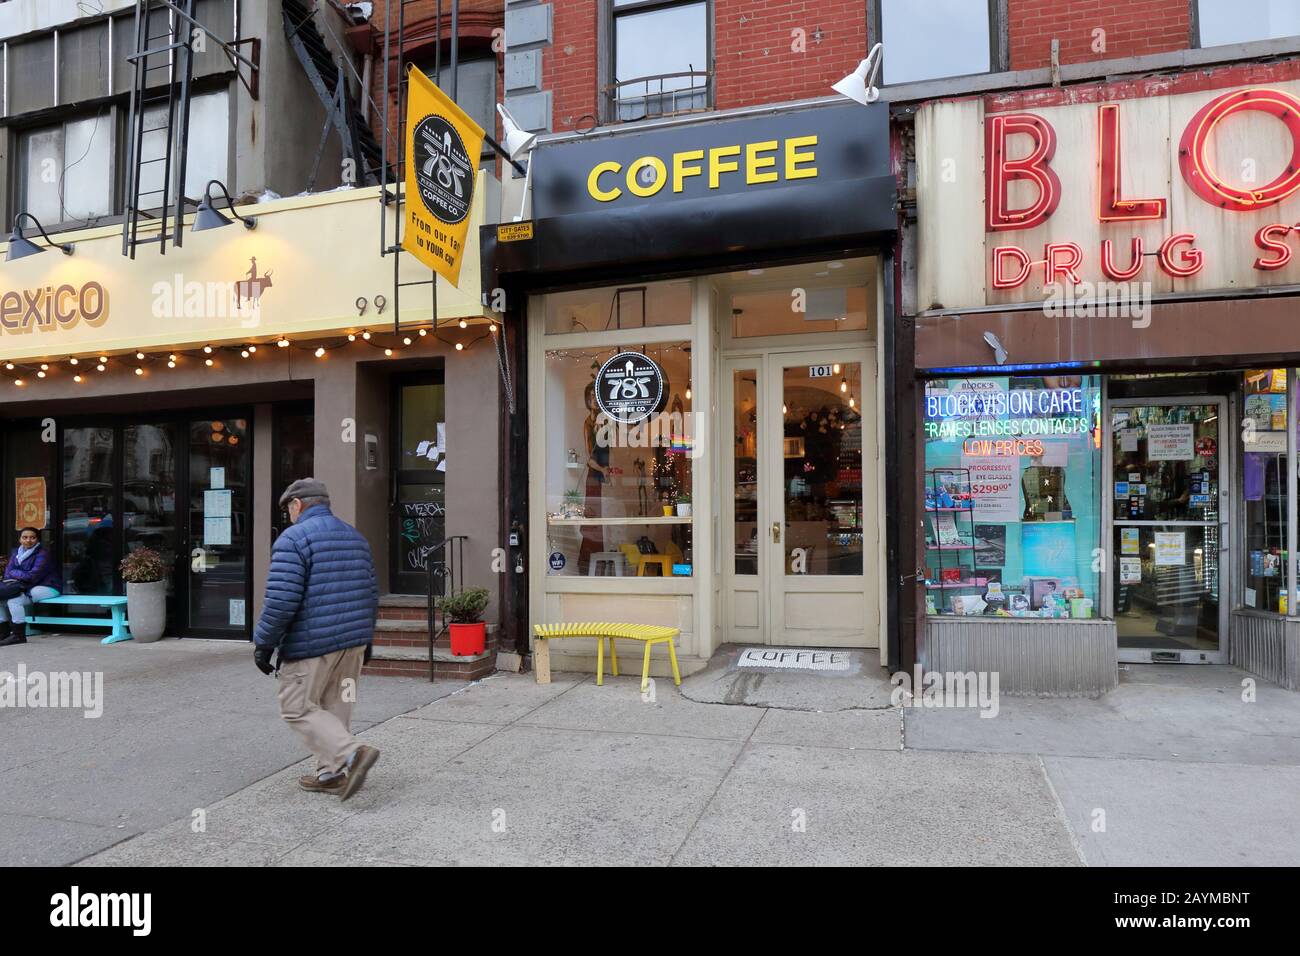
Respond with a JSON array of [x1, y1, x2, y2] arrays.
[[603, 70, 712, 123], [421, 534, 469, 682]]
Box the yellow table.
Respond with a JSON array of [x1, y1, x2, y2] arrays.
[[532, 622, 682, 693]]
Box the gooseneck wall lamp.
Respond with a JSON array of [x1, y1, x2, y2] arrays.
[[192, 179, 258, 232], [497, 103, 539, 223], [5, 212, 75, 261], [832, 43, 884, 106]]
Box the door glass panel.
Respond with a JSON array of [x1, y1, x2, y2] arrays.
[[394, 374, 448, 592], [63, 427, 117, 594], [124, 424, 178, 596], [782, 361, 864, 575], [274, 411, 315, 540], [734, 369, 759, 574], [189, 417, 249, 633], [1111, 404, 1221, 652]]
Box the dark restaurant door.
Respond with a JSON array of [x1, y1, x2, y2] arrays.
[[58, 411, 252, 638], [391, 369, 446, 594]]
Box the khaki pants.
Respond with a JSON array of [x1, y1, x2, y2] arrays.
[[277, 645, 365, 775]]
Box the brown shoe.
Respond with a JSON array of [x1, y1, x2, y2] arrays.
[[339, 745, 380, 802], [299, 773, 345, 795]]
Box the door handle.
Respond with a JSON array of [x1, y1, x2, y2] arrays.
[[771, 522, 781, 543]]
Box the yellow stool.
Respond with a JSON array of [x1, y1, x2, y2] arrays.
[[532, 622, 682, 693]]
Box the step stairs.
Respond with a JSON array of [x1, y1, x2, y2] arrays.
[[363, 593, 497, 680]]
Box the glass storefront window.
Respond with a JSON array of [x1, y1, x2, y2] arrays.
[[544, 340, 693, 576], [922, 375, 1103, 618], [544, 280, 691, 334], [1242, 369, 1289, 613]]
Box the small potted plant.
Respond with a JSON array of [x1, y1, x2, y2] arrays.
[[563, 488, 584, 518], [119, 547, 167, 643], [441, 587, 490, 656], [676, 492, 692, 518]]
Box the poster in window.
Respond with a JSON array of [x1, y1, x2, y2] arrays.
[[1154, 531, 1185, 566], [961, 454, 1020, 522], [14, 477, 46, 530], [1146, 423, 1194, 461]]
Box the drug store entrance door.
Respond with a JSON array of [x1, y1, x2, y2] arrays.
[[1107, 398, 1228, 663]]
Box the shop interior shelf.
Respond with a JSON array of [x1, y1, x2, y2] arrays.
[[926, 543, 974, 550]]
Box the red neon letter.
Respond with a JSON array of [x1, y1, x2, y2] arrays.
[[1044, 242, 1084, 285], [1158, 233, 1204, 278], [1101, 238, 1145, 281], [1179, 88, 1300, 212], [991, 245, 1033, 288], [1254, 224, 1294, 271], [1098, 104, 1166, 222], [985, 113, 1062, 232]]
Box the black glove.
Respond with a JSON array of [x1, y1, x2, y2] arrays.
[[363, 642, 373, 665], [253, 644, 276, 676]]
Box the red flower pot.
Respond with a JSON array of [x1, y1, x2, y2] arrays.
[[449, 621, 486, 656]]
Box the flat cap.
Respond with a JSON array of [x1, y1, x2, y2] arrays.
[[279, 477, 329, 508]]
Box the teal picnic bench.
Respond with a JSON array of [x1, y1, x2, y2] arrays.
[[27, 595, 132, 645]]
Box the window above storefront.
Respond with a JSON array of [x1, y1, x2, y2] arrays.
[[1196, 0, 1300, 48], [877, 0, 999, 85], [544, 280, 692, 335]]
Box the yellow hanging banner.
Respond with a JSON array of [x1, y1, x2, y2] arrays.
[[403, 66, 485, 286]]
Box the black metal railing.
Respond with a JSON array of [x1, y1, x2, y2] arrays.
[[604, 70, 712, 123], [423, 535, 468, 682]]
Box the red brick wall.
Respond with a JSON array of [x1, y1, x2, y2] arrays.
[[713, 0, 867, 110], [1008, 0, 1190, 71], [547, 0, 600, 132]]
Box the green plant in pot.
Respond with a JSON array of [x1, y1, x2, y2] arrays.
[[563, 487, 584, 518], [676, 491, 693, 518], [442, 587, 490, 656], [119, 547, 168, 643]]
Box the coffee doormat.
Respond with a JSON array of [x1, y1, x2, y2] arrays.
[[735, 647, 854, 672]]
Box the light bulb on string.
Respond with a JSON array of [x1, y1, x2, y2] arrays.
[[361, 331, 371, 341], [348, 334, 356, 342], [168, 360, 176, 368], [240, 350, 249, 359], [314, 347, 326, 358], [248, 345, 257, 353], [455, 342, 464, 351], [136, 352, 145, 360], [3, 363, 12, 370], [418, 329, 427, 337], [99, 356, 107, 363], [69, 357, 78, 366], [840, 377, 848, 393], [403, 337, 412, 346], [384, 348, 393, 357], [73, 374, 82, 383], [96, 364, 106, 372], [13, 379, 23, 387], [277, 337, 289, 348], [36, 370, 45, 378], [203, 345, 213, 354], [204, 359, 214, 367], [40, 364, 48, 371], [134, 368, 144, 376]]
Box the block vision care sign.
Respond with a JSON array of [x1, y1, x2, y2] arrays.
[[403, 67, 484, 285]]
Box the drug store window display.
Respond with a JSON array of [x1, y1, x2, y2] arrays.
[[922, 375, 1103, 619], [1242, 369, 1289, 615], [543, 341, 693, 577]]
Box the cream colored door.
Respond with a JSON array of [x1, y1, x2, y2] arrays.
[[722, 358, 767, 644], [764, 349, 877, 647]]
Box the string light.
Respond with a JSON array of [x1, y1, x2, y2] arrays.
[[403, 337, 412, 346], [135, 352, 145, 360], [240, 350, 249, 358], [99, 356, 107, 363], [247, 345, 257, 353], [840, 377, 848, 393], [13, 379, 23, 387], [314, 347, 326, 358], [384, 348, 393, 357], [204, 358, 214, 367], [3, 363, 12, 370], [203, 345, 213, 354], [277, 337, 289, 348], [96, 363, 106, 372], [361, 331, 371, 340], [458, 319, 468, 329], [455, 342, 464, 351], [69, 357, 78, 366], [168, 354, 177, 362], [40, 364, 48, 371], [347, 333, 356, 341], [36, 370, 45, 378], [168, 360, 176, 368], [134, 368, 143, 376], [418, 329, 427, 337], [73, 374, 82, 383]]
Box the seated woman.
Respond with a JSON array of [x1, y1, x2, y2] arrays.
[[0, 527, 63, 647]]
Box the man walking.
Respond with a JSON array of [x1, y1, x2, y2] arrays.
[[253, 478, 380, 801]]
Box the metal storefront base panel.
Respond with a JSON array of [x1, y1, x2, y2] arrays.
[[1230, 610, 1300, 692], [922, 618, 1119, 698]]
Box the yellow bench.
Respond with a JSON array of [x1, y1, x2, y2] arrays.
[[532, 622, 682, 693]]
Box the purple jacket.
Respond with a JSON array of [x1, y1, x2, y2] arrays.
[[4, 544, 62, 592]]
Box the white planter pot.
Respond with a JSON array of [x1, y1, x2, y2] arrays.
[[126, 580, 167, 643], [676, 503, 692, 517]]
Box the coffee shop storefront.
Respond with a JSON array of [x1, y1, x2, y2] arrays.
[[0, 181, 502, 639], [483, 100, 902, 679], [912, 61, 1300, 694]]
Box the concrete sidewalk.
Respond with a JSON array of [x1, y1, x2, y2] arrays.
[[0, 635, 453, 866], [9, 634, 1298, 866]]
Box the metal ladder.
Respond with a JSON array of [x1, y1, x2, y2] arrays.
[[121, 0, 197, 258], [121, 0, 260, 259]]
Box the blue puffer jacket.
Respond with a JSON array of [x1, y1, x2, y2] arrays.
[[253, 504, 378, 661]]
